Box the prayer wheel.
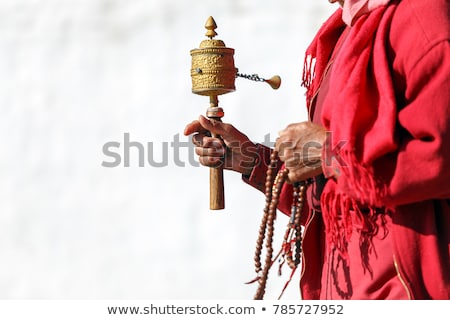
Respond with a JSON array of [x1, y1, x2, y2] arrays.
[[190, 16, 281, 210]]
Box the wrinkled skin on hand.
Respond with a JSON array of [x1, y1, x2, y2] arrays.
[[275, 121, 327, 183], [184, 115, 257, 175]]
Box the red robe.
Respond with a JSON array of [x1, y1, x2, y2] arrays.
[[244, 0, 450, 299]]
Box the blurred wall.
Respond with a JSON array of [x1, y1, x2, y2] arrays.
[[0, 0, 336, 299]]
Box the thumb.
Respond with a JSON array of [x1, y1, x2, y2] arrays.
[[198, 115, 228, 136], [198, 115, 249, 147]]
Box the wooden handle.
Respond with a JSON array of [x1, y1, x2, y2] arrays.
[[210, 165, 224, 210], [206, 97, 225, 210]]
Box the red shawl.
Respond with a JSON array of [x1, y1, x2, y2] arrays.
[[302, 4, 398, 258]]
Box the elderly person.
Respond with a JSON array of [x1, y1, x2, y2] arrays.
[[184, 0, 449, 299]]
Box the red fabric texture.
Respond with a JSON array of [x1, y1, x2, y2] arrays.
[[303, 4, 398, 266], [244, 0, 450, 299], [303, 0, 450, 299]]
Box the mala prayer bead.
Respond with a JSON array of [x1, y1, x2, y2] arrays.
[[251, 150, 306, 300]]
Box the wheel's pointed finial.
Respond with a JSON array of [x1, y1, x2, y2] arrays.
[[205, 16, 218, 39]]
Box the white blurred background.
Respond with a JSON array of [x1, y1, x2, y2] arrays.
[[0, 0, 336, 299]]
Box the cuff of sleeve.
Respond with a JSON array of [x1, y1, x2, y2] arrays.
[[242, 143, 275, 193]]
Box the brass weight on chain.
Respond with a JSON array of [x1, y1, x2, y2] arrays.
[[190, 16, 281, 210]]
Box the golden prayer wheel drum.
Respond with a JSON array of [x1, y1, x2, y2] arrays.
[[190, 20, 237, 97]]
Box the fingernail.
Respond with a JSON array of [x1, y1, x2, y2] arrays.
[[192, 135, 202, 146]]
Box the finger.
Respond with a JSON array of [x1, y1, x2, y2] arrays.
[[277, 129, 287, 138], [286, 172, 297, 185], [275, 139, 295, 158], [199, 156, 224, 168], [274, 130, 292, 150], [286, 164, 323, 184], [274, 135, 283, 151], [195, 146, 226, 158], [194, 136, 225, 156], [202, 136, 224, 149], [285, 155, 303, 169], [201, 138, 226, 157], [198, 116, 249, 149], [277, 122, 308, 141], [277, 124, 293, 137], [191, 133, 210, 147], [184, 120, 209, 136], [198, 115, 233, 137], [274, 139, 283, 155]]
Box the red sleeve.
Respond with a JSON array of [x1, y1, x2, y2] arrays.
[[242, 143, 273, 193], [242, 143, 293, 215], [379, 41, 450, 206], [333, 41, 450, 207]]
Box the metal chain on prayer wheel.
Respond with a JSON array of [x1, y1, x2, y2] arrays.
[[190, 16, 281, 210]]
